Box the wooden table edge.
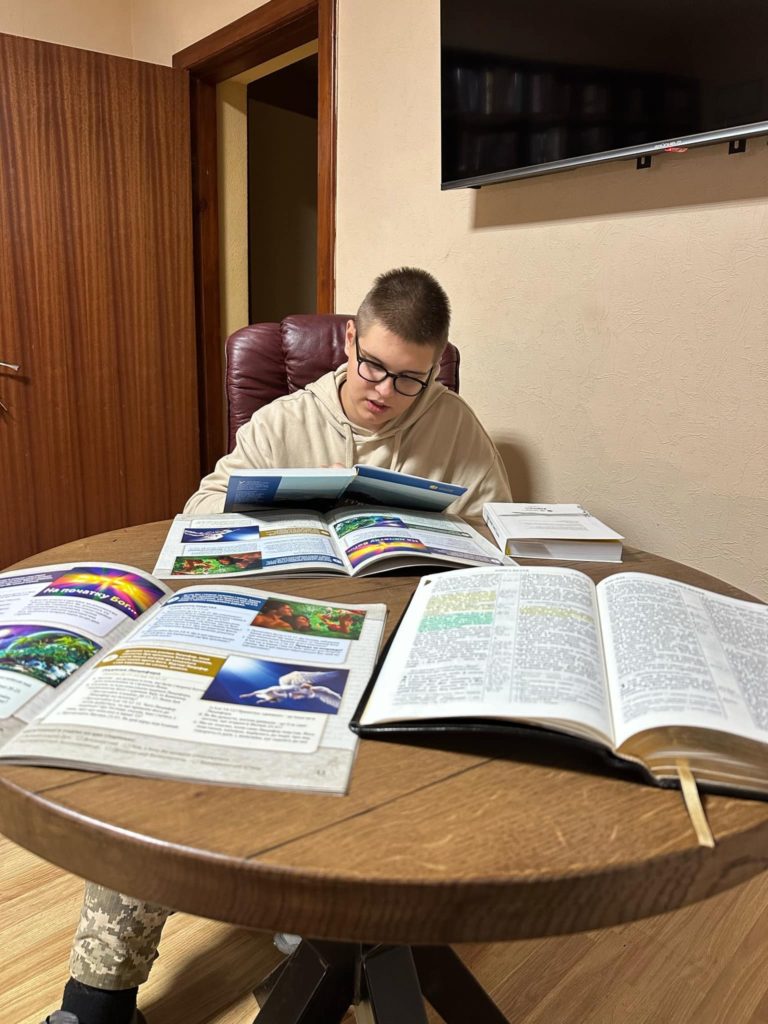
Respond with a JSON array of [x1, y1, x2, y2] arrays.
[[2, 765, 767, 944]]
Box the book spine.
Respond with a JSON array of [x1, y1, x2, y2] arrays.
[[483, 507, 510, 556]]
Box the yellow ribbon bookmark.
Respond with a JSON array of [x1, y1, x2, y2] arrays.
[[677, 760, 715, 848]]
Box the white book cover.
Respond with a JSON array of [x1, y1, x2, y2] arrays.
[[483, 504, 624, 562]]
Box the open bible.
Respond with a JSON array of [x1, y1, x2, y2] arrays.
[[351, 565, 768, 798], [0, 561, 385, 793], [152, 508, 506, 579]]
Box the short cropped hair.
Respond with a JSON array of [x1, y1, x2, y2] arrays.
[[356, 267, 451, 350]]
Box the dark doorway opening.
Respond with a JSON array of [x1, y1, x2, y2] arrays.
[[248, 53, 319, 322], [173, 0, 337, 473]]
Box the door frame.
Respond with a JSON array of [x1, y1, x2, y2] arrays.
[[173, 0, 337, 472]]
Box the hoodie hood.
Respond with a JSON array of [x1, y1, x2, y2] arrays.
[[305, 363, 447, 469]]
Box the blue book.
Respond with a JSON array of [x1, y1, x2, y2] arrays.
[[224, 466, 467, 514]]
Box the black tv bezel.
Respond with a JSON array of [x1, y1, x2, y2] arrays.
[[441, 120, 768, 189]]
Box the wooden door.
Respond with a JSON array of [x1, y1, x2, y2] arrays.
[[0, 33, 199, 569]]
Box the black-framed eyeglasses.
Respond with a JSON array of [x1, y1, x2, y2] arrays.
[[354, 333, 434, 397]]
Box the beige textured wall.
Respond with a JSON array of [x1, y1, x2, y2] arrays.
[[129, 0, 266, 65], [0, 0, 265, 62], [0, 0, 132, 57], [336, 0, 768, 599]]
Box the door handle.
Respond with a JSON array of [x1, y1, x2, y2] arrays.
[[0, 360, 20, 413]]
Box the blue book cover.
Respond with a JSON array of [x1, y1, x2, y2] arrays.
[[224, 466, 466, 514]]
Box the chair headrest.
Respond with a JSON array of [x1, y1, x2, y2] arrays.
[[225, 314, 460, 450]]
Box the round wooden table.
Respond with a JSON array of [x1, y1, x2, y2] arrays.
[[1, 523, 767, 1023]]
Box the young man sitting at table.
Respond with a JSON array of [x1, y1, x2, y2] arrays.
[[48, 266, 511, 1024]]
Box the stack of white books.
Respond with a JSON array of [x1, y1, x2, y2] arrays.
[[483, 503, 624, 562]]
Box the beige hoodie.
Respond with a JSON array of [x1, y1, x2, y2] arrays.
[[184, 365, 512, 518]]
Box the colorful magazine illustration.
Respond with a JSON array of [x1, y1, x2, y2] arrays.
[[152, 507, 510, 579], [0, 562, 385, 794]]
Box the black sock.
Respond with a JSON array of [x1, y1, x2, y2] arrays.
[[60, 978, 138, 1024]]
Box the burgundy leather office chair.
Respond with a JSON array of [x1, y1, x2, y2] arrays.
[[225, 314, 461, 450]]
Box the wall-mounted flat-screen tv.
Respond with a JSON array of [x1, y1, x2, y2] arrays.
[[441, 0, 768, 188]]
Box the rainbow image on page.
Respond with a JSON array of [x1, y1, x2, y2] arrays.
[[0, 624, 100, 686], [38, 567, 166, 620], [345, 535, 428, 569]]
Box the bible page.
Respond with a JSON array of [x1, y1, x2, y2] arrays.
[[597, 573, 768, 748], [359, 565, 614, 744]]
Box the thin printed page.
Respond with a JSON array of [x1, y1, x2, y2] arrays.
[[1, 586, 386, 794], [359, 565, 615, 745], [326, 506, 507, 575], [0, 562, 169, 745], [152, 512, 348, 578], [597, 573, 768, 748]]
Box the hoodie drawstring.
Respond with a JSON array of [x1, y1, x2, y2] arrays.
[[389, 430, 402, 470], [343, 421, 355, 468], [344, 417, 402, 470]]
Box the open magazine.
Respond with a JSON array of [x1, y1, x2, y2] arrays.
[[0, 562, 385, 793], [351, 565, 768, 798], [152, 507, 508, 579], [224, 465, 467, 514]]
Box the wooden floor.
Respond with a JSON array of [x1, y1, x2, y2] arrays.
[[3, 832, 768, 1024]]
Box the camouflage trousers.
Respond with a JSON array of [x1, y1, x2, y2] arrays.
[[70, 882, 172, 990]]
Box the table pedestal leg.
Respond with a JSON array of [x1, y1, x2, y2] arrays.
[[252, 941, 509, 1024], [252, 940, 356, 1024], [355, 945, 428, 1023], [412, 945, 510, 1023]]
